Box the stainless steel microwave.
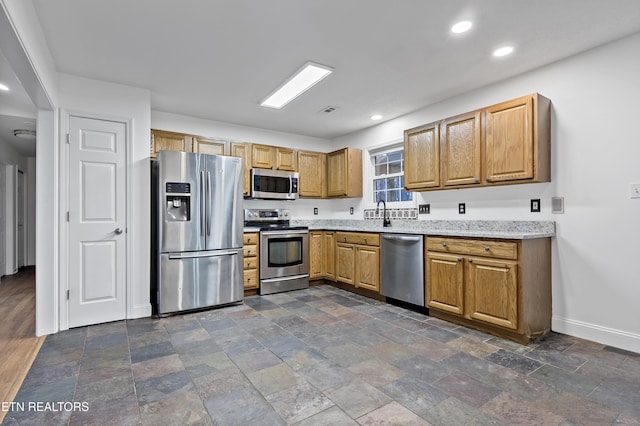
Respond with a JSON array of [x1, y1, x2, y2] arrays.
[[251, 169, 299, 200]]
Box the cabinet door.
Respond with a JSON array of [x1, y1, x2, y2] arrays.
[[298, 151, 326, 197], [327, 149, 347, 197], [309, 231, 323, 279], [441, 111, 481, 187], [151, 130, 191, 158], [323, 232, 335, 281], [356, 245, 379, 292], [326, 148, 362, 198], [230, 143, 251, 196], [252, 144, 274, 169], [193, 137, 227, 156], [276, 147, 297, 171], [467, 257, 518, 330], [485, 95, 534, 182], [426, 252, 464, 314], [404, 122, 440, 189], [336, 243, 355, 285]]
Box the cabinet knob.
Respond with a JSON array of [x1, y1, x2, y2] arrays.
[[364, 238, 368, 244], [343, 237, 347, 242], [468, 258, 473, 263], [442, 242, 448, 248], [484, 246, 490, 252], [457, 257, 462, 262]]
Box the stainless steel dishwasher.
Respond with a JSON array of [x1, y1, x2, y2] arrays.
[[381, 234, 424, 306]]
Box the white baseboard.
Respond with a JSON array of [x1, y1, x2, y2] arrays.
[[552, 316, 640, 353], [128, 303, 152, 319]]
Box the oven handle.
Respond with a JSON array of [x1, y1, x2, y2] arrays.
[[261, 230, 309, 236], [261, 274, 309, 283]]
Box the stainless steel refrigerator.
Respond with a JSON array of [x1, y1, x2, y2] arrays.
[[152, 150, 244, 315]]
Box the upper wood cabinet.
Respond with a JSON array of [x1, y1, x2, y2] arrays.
[[327, 147, 362, 198], [403, 93, 550, 192], [298, 150, 326, 198], [193, 136, 227, 156], [251, 144, 274, 169], [441, 110, 482, 187], [485, 94, 550, 184], [404, 122, 440, 190], [230, 142, 252, 197], [251, 144, 298, 171], [150, 130, 192, 158], [275, 147, 297, 171]]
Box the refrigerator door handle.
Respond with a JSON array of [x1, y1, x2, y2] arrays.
[[168, 249, 241, 260], [200, 171, 206, 237], [206, 170, 212, 236]]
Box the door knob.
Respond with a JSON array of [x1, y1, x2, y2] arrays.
[[114, 228, 123, 235]]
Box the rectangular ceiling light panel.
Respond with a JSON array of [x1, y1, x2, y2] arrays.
[[260, 62, 333, 109]]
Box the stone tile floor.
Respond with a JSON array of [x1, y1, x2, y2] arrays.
[[5, 284, 640, 425]]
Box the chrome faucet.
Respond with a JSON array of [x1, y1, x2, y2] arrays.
[[376, 199, 391, 227]]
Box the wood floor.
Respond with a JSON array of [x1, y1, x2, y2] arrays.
[[0, 267, 44, 423]]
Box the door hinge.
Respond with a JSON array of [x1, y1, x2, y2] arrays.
[[66, 211, 70, 222], [66, 133, 70, 144], [66, 290, 70, 300]]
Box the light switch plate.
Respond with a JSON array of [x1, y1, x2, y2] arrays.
[[531, 199, 541, 212], [418, 204, 430, 214], [630, 183, 640, 199], [551, 197, 564, 214]]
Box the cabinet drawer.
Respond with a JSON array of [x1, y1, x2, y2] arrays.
[[244, 257, 258, 270], [243, 245, 258, 257], [427, 237, 517, 260], [244, 268, 258, 290], [336, 232, 379, 246], [243, 233, 259, 245]]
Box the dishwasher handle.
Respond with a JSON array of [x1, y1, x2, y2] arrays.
[[382, 234, 422, 243]]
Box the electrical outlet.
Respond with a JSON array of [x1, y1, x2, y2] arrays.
[[418, 204, 430, 214], [531, 199, 541, 212], [630, 183, 640, 199], [313, 207, 318, 215], [349, 207, 354, 214], [458, 203, 466, 214]]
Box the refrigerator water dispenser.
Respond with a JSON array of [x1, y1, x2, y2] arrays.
[[165, 196, 190, 221]]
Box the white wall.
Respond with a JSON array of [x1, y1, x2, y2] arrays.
[[58, 73, 152, 322], [333, 33, 640, 352]]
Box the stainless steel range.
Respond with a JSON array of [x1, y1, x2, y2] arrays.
[[244, 209, 309, 295]]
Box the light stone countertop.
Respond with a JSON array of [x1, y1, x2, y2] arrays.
[[289, 219, 555, 240]]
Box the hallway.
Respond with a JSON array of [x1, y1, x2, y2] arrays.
[[0, 267, 44, 423]]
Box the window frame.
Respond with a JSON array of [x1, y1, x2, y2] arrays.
[[365, 140, 416, 209]]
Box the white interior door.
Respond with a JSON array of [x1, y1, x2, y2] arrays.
[[17, 170, 25, 268], [4, 165, 16, 275], [68, 116, 127, 328], [0, 163, 5, 280]]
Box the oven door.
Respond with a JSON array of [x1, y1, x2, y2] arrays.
[[260, 229, 309, 279]]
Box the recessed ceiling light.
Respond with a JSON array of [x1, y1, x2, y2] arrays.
[[451, 21, 472, 34], [370, 114, 383, 121], [0, 83, 9, 91], [260, 62, 333, 109], [493, 46, 514, 57]]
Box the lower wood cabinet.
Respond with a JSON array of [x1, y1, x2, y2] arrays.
[[309, 231, 336, 281], [243, 232, 259, 291], [336, 232, 380, 293], [426, 236, 550, 343]]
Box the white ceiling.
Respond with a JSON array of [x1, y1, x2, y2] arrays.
[[18, 0, 640, 140]]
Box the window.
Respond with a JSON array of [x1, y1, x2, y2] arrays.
[[371, 146, 413, 204]]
